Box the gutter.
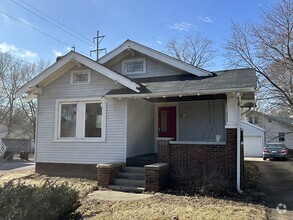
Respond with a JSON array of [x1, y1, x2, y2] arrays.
[[105, 87, 256, 99], [237, 93, 243, 194]]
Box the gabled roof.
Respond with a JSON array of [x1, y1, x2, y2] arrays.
[[105, 68, 257, 98], [247, 110, 293, 128], [98, 39, 213, 77], [16, 51, 141, 96], [241, 120, 266, 132]]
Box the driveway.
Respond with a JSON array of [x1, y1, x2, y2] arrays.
[[247, 157, 293, 220], [0, 160, 35, 172]]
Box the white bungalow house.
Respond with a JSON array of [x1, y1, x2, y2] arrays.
[[16, 40, 256, 192]]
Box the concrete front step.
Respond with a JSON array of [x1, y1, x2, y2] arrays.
[[109, 166, 146, 193], [122, 166, 145, 174], [113, 178, 145, 187], [109, 184, 145, 193], [117, 172, 145, 180]]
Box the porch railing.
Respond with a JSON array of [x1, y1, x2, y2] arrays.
[[0, 139, 7, 157]]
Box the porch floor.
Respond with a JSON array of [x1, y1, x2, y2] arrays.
[[126, 153, 158, 167]]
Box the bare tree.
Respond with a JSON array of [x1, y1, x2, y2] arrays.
[[166, 34, 216, 68], [0, 52, 48, 138], [224, 0, 293, 114]]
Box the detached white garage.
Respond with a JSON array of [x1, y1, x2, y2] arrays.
[[241, 121, 266, 157]]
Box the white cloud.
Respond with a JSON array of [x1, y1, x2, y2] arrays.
[[197, 16, 212, 23], [0, 42, 37, 60], [66, 47, 72, 51], [156, 39, 162, 45], [168, 22, 195, 32], [21, 50, 37, 58], [0, 42, 17, 53], [53, 50, 62, 57]]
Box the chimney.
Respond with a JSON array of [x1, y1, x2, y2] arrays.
[[56, 56, 64, 62]]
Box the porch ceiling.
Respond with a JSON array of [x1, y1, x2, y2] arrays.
[[145, 94, 227, 103]]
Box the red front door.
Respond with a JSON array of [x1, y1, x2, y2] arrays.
[[158, 106, 176, 140]]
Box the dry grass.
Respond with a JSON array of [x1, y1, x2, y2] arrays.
[[0, 167, 267, 220], [0, 169, 96, 197], [79, 193, 266, 220]]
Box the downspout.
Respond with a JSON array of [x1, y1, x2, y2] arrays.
[[236, 93, 243, 194]]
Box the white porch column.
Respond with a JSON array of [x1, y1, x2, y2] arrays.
[[225, 93, 240, 128]]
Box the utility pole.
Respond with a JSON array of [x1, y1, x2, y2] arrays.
[[90, 30, 107, 61]]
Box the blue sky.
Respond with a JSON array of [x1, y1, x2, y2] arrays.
[[0, 0, 276, 70]]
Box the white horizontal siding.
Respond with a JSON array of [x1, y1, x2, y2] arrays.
[[36, 68, 126, 164], [109, 53, 187, 78], [179, 100, 226, 142], [126, 99, 154, 157]]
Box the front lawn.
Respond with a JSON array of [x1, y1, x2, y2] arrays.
[[0, 163, 267, 220], [79, 192, 266, 220]]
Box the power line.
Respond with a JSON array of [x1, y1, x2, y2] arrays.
[[0, 10, 89, 56], [0, 10, 68, 46], [17, 0, 93, 45], [10, 0, 94, 48]]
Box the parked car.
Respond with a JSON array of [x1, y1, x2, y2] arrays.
[[263, 143, 288, 160]]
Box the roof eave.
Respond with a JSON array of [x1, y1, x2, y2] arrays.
[[15, 51, 141, 97], [104, 87, 256, 99]]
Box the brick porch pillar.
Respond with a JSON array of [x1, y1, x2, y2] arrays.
[[157, 138, 173, 163], [96, 163, 124, 188], [145, 163, 169, 192], [226, 128, 237, 188]]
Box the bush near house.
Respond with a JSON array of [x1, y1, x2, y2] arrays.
[[172, 165, 229, 195], [0, 181, 80, 220]]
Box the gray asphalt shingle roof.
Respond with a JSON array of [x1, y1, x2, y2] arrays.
[[106, 68, 257, 96]]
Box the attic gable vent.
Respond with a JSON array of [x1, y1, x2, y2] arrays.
[[70, 69, 91, 84], [122, 58, 146, 75]]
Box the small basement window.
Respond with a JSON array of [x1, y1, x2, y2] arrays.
[[122, 58, 146, 75], [70, 69, 91, 84]]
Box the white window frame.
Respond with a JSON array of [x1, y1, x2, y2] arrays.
[[122, 58, 146, 75], [70, 69, 91, 85], [54, 97, 106, 142]]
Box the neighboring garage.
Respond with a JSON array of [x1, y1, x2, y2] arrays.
[[241, 121, 266, 157]]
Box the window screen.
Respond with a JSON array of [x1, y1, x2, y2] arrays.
[[60, 104, 77, 137], [85, 103, 102, 137]]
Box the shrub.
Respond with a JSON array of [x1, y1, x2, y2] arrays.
[[0, 181, 80, 220], [172, 165, 229, 195]]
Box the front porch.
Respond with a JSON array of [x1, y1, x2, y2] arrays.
[[126, 153, 158, 167], [98, 93, 244, 192], [97, 127, 241, 193], [125, 94, 228, 161]]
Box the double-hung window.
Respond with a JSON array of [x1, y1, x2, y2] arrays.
[[56, 99, 105, 141]]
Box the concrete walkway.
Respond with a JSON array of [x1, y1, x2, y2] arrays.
[[0, 160, 35, 172], [87, 190, 152, 201]]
